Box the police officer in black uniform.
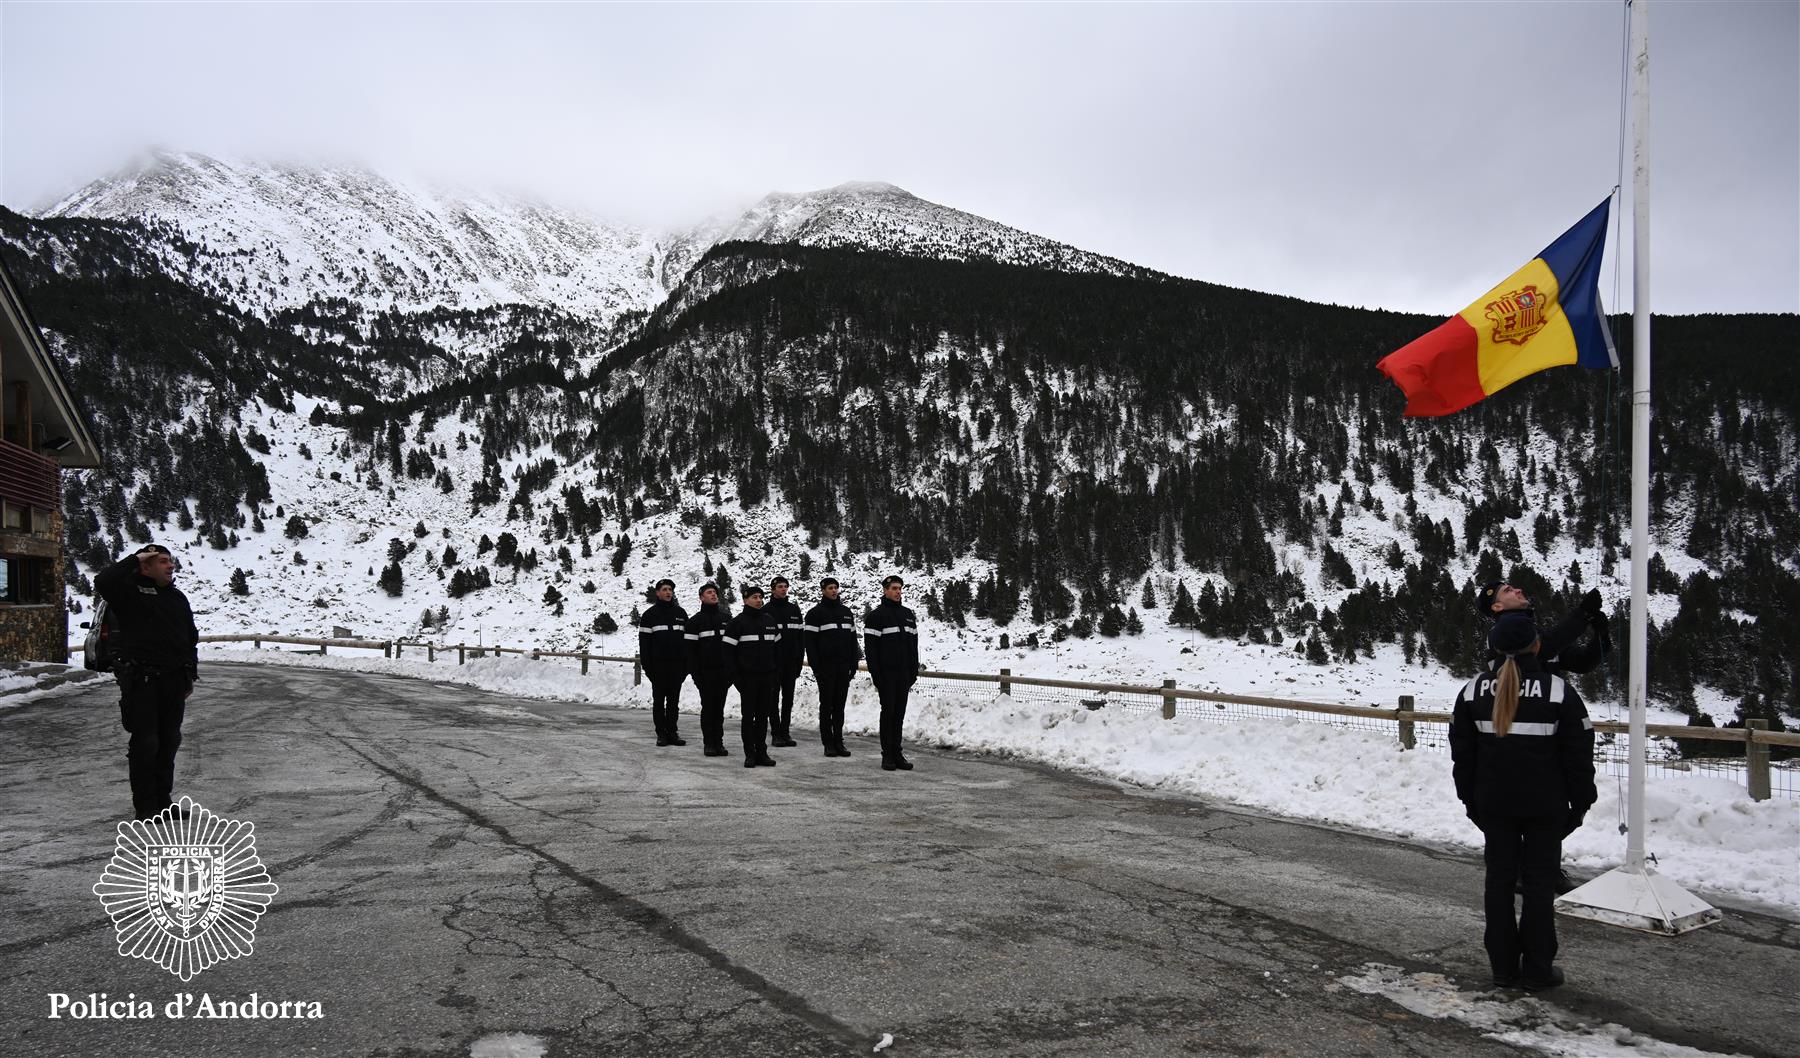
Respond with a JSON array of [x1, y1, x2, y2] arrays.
[[723, 585, 781, 768], [864, 574, 920, 771], [765, 576, 805, 748], [1450, 613, 1596, 991], [803, 577, 861, 757], [1477, 578, 1609, 895], [1477, 580, 1610, 675], [637, 578, 689, 746], [95, 545, 199, 821], [684, 582, 732, 757]]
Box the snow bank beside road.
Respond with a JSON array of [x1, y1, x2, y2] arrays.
[[197, 646, 1800, 916]]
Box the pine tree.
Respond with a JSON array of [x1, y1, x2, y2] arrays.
[[544, 584, 563, 608], [285, 515, 308, 539], [1140, 576, 1156, 609], [611, 533, 632, 576], [379, 561, 404, 596], [228, 568, 250, 596], [1125, 607, 1144, 635], [594, 612, 618, 634], [1170, 580, 1199, 627]]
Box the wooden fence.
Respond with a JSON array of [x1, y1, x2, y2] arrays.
[[186, 633, 1798, 801]]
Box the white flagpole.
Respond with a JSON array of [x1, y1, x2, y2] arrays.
[[1624, 0, 1652, 876], [1556, 0, 1717, 934]]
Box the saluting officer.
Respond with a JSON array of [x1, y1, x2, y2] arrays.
[[803, 577, 861, 757], [766, 576, 805, 748], [723, 585, 781, 768], [637, 578, 689, 746], [863, 574, 920, 771], [1449, 613, 1596, 992], [1476, 580, 1611, 675], [684, 582, 732, 757]]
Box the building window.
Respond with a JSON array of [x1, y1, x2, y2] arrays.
[[0, 555, 52, 605], [1, 501, 22, 531]]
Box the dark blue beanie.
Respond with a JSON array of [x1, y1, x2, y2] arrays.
[[1488, 612, 1538, 655]]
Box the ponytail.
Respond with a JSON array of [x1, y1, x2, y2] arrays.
[[1492, 656, 1521, 737]]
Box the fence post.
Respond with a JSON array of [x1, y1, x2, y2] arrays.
[[428, 644, 435, 663], [383, 641, 392, 659], [1398, 695, 1416, 750], [396, 641, 403, 659], [581, 655, 589, 675], [633, 654, 642, 687], [320, 643, 328, 655], [531, 649, 539, 661], [1747, 719, 1771, 802], [458, 645, 466, 665], [1162, 679, 1177, 720], [253, 637, 261, 650], [1000, 667, 1011, 696]]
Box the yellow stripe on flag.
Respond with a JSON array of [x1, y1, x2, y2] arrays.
[[1455, 257, 1581, 399]]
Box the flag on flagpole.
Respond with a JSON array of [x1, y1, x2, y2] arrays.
[[1377, 197, 1616, 417]]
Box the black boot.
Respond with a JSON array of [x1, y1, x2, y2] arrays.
[[755, 754, 777, 767], [704, 745, 729, 757], [668, 736, 688, 747]]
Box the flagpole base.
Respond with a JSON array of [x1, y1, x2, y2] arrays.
[[1555, 865, 1721, 935]]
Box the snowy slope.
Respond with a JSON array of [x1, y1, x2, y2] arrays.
[[44, 151, 667, 320], [41, 154, 1158, 325], [702, 181, 1158, 278]]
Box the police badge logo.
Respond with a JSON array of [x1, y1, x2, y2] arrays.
[[92, 797, 278, 980], [1483, 284, 1551, 346]]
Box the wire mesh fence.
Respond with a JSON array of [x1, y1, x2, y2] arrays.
[[919, 672, 1794, 800]]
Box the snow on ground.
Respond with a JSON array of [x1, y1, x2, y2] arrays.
[[194, 645, 1800, 917], [1333, 964, 1752, 1058]]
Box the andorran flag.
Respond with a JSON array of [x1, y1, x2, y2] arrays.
[[1377, 197, 1617, 417]]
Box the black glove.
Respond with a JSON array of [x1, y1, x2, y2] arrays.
[[1581, 589, 1604, 619], [1563, 808, 1588, 837]]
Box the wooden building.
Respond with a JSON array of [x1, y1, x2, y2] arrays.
[[0, 256, 100, 663]]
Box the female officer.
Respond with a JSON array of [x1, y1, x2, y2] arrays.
[[1449, 612, 1596, 991]]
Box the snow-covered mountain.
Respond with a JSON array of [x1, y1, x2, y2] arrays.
[[6, 152, 1797, 726], [41, 153, 1157, 324], [683, 181, 1158, 280], [44, 151, 667, 320]]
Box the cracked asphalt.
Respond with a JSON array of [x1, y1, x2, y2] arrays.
[[1, 662, 1796, 1058]]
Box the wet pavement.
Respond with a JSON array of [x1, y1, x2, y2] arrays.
[[2, 662, 1795, 1057]]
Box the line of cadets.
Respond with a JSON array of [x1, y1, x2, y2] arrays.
[[637, 574, 922, 771]]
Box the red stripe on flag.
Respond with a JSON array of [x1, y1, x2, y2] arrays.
[[1376, 317, 1484, 417]]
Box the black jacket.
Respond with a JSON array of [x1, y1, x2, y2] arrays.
[[765, 596, 806, 667], [803, 598, 861, 676], [94, 555, 198, 679], [684, 603, 729, 684], [1450, 655, 1597, 819], [637, 599, 689, 677], [722, 605, 783, 683], [1486, 606, 1608, 676], [863, 597, 919, 687]]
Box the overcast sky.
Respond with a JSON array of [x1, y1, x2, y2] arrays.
[[2, 1, 1794, 314]]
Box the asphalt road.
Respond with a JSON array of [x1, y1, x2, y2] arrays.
[[1, 662, 1795, 1058]]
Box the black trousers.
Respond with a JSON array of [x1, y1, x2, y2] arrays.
[[694, 677, 730, 749], [816, 669, 853, 747], [736, 675, 776, 757], [1479, 815, 1564, 980], [772, 663, 801, 738], [874, 679, 912, 761], [121, 670, 190, 820], [648, 674, 684, 740]]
